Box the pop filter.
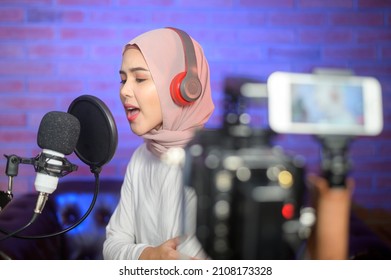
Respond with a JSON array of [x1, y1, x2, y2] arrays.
[[68, 95, 118, 172]]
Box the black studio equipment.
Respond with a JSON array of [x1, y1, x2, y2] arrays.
[[0, 95, 118, 242], [183, 77, 312, 260], [184, 70, 383, 260]]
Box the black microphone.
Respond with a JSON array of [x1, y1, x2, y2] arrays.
[[33, 111, 80, 213]]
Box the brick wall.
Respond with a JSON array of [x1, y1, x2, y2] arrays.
[[0, 0, 390, 210]]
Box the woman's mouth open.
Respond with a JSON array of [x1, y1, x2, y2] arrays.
[[125, 105, 140, 122]]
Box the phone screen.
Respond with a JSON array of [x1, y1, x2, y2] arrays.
[[291, 82, 364, 127], [267, 71, 383, 136]]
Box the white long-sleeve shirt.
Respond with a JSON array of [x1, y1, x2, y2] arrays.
[[103, 143, 207, 260]]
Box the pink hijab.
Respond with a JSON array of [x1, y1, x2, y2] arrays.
[[127, 28, 214, 157]]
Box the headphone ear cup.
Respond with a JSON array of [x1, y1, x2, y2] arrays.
[[170, 72, 191, 106]]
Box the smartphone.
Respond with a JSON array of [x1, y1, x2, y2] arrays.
[[267, 71, 383, 136]]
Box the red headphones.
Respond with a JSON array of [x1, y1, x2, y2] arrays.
[[167, 27, 202, 106]]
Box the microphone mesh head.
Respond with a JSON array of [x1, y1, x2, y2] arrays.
[[37, 111, 81, 155]]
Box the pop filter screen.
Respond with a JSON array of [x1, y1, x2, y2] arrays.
[[68, 95, 118, 169]]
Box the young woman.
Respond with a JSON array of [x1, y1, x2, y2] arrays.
[[103, 27, 214, 260]]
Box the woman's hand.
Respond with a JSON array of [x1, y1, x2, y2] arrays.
[[139, 237, 186, 260]]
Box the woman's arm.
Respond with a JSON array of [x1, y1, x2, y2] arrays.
[[103, 164, 150, 260]]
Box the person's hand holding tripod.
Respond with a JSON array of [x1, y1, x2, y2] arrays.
[[307, 175, 354, 260]]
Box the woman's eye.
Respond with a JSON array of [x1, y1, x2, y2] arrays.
[[120, 79, 126, 84], [136, 78, 146, 83]]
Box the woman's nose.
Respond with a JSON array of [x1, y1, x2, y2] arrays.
[[120, 82, 134, 99]]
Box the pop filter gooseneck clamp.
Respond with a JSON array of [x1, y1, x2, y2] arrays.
[[0, 95, 118, 240]]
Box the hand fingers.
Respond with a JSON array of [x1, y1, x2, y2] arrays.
[[163, 236, 181, 250]]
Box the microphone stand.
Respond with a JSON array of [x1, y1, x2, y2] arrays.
[[0, 154, 32, 211], [315, 135, 353, 188], [1, 153, 78, 210], [0, 159, 101, 241], [0, 153, 78, 241]]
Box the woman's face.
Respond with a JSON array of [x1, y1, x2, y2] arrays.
[[119, 46, 163, 136]]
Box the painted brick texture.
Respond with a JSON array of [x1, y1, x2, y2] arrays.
[[0, 0, 390, 212]]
